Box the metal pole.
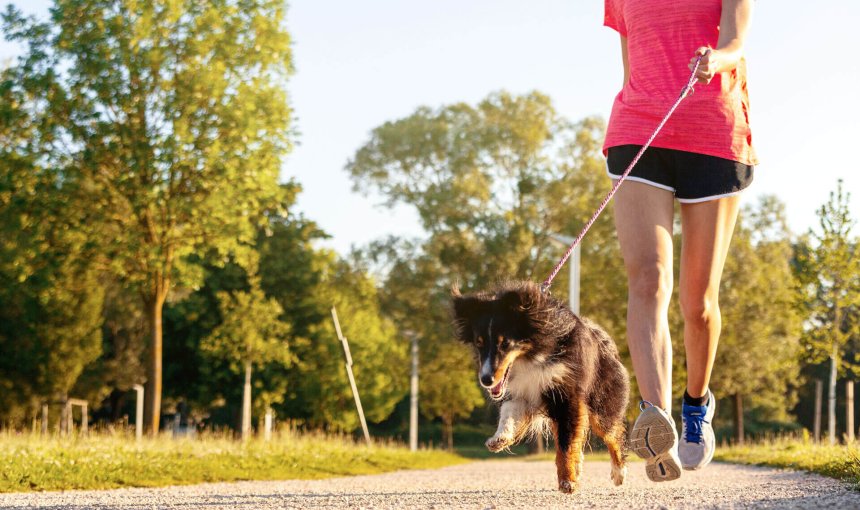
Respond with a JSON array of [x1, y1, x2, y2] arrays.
[[570, 244, 581, 315], [549, 234, 581, 314], [410, 332, 419, 452], [134, 384, 144, 441], [331, 307, 371, 446]]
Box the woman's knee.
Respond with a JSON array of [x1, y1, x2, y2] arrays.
[[680, 290, 720, 328], [626, 262, 672, 304]]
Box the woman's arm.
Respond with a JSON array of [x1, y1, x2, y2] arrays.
[[689, 0, 754, 84], [621, 35, 630, 86]]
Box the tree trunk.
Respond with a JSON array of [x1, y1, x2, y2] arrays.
[[443, 413, 454, 451], [733, 393, 744, 445], [242, 361, 252, 441], [144, 289, 167, 435], [828, 349, 837, 445]]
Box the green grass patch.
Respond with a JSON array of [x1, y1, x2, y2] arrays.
[[0, 430, 468, 493], [715, 437, 860, 488]]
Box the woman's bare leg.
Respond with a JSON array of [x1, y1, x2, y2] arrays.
[[679, 196, 741, 398], [613, 181, 676, 410]]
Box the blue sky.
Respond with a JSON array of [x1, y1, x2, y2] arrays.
[[3, 1, 859, 254]]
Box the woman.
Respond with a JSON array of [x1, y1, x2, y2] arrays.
[[603, 0, 756, 481]]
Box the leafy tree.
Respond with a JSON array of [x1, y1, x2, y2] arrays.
[[281, 253, 407, 431], [709, 196, 802, 442], [0, 59, 104, 424], [201, 278, 290, 439], [794, 180, 860, 444], [2, 0, 294, 432], [348, 92, 630, 439]]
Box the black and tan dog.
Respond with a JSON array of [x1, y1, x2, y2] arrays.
[[452, 281, 629, 493]]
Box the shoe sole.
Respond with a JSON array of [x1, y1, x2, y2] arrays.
[[630, 411, 681, 482]]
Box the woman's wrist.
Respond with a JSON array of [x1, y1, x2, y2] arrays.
[[710, 47, 743, 74]]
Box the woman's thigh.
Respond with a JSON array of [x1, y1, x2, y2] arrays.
[[678, 195, 741, 312], [613, 180, 675, 296]]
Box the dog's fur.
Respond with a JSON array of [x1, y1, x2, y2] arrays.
[[452, 280, 630, 493]]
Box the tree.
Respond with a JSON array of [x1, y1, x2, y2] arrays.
[[709, 196, 803, 443], [794, 180, 860, 444], [2, 0, 294, 433], [280, 254, 407, 431], [348, 92, 630, 438], [0, 60, 104, 424], [201, 279, 290, 439]]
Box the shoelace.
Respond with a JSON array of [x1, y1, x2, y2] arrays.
[[683, 407, 710, 444]]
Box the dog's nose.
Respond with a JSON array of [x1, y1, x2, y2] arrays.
[[480, 373, 494, 387]]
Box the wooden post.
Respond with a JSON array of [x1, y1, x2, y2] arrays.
[[409, 331, 419, 452], [734, 394, 745, 445], [81, 402, 88, 435], [41, 404, 48, 435], [133, 384, 144, 441], [264, 408, 273, 441], [814, 379, 823, 443], [331, 307, 371, 446], [241, 361, 252, 441], [828, 352, 837, 445], [847, 381, 855, 443]]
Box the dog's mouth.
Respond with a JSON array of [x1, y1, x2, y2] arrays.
[[488, 364, 511, 401]]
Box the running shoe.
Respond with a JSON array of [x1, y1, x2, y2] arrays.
[[679, 389, 716, 470], [629, 401, 682, 482]]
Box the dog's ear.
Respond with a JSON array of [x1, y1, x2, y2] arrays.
[[498, 286, 542, 338], [498, 287, 536, 313], [451, 292, 484, 343]]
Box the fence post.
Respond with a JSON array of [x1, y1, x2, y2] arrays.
[[847, 381, 855, 443], [134, 384, 144, 441], [41, 403, 48, 436], [814, 379, 823, 443]]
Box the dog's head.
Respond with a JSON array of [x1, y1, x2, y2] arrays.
[[451, 281, 549, 401]]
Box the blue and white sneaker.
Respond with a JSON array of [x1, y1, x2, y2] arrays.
[[629, 401, 682, 482], [679, 389, 716, 470]]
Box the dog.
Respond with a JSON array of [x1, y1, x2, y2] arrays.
[[452, 280, 629, 493]]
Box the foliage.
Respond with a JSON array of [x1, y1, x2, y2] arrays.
[[1, 0, 294, 431], [0, 430, 466, 492], [283, 254, 407, 431], [0, 54, 104, 419], [794, 180, 860, 374]]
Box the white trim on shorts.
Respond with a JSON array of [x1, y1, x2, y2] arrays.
[[605, 168, 748, 203], [605, 168, 675, 193], [676, 189, 745, 204]]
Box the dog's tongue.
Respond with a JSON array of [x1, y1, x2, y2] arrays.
[[490, 379, 504, 397]]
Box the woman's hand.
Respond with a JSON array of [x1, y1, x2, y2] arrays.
[[689, 47, 717, 85]]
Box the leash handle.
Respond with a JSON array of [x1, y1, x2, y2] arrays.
[[540, 55, 704, 294]]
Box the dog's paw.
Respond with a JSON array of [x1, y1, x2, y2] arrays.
[[558, 479, 578, 494], [485, 434, 512, 453], [611, 464, 627, 486]]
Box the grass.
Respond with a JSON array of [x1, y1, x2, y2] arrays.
[[0, 430, 468, 493], [715, 436, 860, 489]]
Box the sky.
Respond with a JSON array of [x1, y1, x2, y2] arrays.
[[3, 1, 859, 254]]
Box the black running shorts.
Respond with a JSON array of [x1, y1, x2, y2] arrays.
[[606, 145, 754, 203]]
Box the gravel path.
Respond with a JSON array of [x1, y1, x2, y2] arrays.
[[2, 459, 859, 509]]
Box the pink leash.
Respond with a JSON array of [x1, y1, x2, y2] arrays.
[[540, 56, 704, 294]]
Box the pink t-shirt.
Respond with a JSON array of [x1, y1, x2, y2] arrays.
[[603, 0, 758, 166]]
